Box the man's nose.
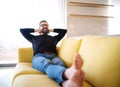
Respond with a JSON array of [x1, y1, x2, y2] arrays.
[[43, 25, 47, 28]]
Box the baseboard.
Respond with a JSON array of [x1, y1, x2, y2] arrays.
[[0, 63, 17, 67]]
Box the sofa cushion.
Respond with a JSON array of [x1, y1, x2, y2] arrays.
[[12, 63, 44, 81], [12, 74, 93, 87], [14, 63, 44, 76], [18, 48, 33, 63], [79, 35, 120, 87], [58, 37, 82, 67], [12, 75, 60, 87]]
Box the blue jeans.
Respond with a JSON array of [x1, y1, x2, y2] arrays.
[[32, 53, 66, 83]]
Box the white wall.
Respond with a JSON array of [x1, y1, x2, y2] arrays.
[[0, 0, 66, 48]]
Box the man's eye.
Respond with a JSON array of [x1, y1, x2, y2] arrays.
[[41, 24, 48, 27]]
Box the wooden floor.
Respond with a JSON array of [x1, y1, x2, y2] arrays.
[[0, 67, 15, 87]]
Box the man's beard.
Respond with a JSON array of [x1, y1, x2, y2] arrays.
[[41, 28, 49, 35]]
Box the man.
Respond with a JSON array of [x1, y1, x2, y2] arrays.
[[20, 20, 85, 87]]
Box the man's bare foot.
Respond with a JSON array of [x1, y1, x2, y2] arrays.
[[62, 53, 85, 87], [63, 53, 83, 79], [62, 71, 85, 87]]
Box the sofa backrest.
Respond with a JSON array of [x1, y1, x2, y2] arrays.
[[79, 35, 120, 87], [58, 37, 83, 67]]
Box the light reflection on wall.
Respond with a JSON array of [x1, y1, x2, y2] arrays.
[[108, 0, 120, 35]]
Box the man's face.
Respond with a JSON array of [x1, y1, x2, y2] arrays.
[[39, 22, 49, 34]]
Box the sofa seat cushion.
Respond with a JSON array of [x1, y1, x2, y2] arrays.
[[12, 74, 93, 87], [12, 75, 60, 87], [13, 63, 44, 78], [58, 37, 83, 67], [79, 35, 120, 87]]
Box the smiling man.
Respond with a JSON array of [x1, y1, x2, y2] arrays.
[[20, 20, 85, 87]]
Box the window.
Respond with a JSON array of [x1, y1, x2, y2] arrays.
[[0, 0, 66, 64]]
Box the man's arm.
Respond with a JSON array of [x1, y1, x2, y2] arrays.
[[54, 28, 67, 42], [20, 28, 35, 42]]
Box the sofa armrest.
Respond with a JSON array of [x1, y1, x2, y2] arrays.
[[18, 47, 33, 63]]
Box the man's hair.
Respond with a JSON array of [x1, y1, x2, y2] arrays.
[[40, 20, 48, 24]]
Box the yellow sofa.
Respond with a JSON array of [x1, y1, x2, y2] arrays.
[[12, 35, 120, 87]]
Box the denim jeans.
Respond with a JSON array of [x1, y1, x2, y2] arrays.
[[32, 53, 66, 83]]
